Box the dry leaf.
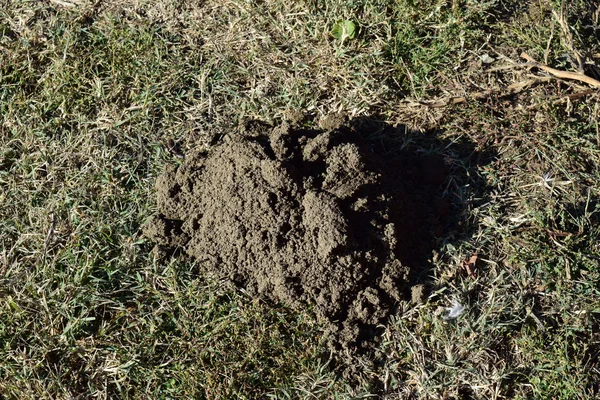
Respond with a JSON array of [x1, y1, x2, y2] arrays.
[[462, 254, 478, 278]]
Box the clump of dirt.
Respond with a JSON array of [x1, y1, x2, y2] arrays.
[[145, 121, 447, 358]]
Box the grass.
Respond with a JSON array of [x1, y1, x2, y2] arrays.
[[1, 0, 600, 398]]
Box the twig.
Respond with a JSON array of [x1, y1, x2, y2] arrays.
[[396, 50, 599, 112], [399, 76, 553, 109], [521, 52, 600, 88], [486, 63, 533, 73], [553, 89, 598, 104]]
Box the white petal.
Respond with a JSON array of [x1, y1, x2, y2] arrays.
[[445, 300, 465, 319]]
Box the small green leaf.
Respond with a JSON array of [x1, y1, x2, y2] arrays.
[[331, 20, 357, 42]]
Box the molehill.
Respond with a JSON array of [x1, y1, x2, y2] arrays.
[[144, 121, 448, 353]]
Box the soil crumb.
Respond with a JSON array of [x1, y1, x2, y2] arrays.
[[145, 121, 447, 365]]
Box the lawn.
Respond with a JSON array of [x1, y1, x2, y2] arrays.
[[1, 0, 600, 398]]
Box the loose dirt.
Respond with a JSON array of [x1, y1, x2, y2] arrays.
[[144, 120, 448, 360]]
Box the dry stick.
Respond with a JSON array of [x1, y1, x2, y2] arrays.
[[521, 52, 600, 88], [398, 54, 599, 111], [399, 76, 553, 109], [556, 89, 597, 102]]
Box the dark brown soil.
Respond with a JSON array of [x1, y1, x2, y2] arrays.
[[144, 121, 448, 363]]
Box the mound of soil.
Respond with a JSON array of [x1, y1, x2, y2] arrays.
[[144, 121, 447, 356]]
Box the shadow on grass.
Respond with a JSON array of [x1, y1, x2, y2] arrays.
[[148, 114, 498, 391], [349, 115, 496, 300]]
